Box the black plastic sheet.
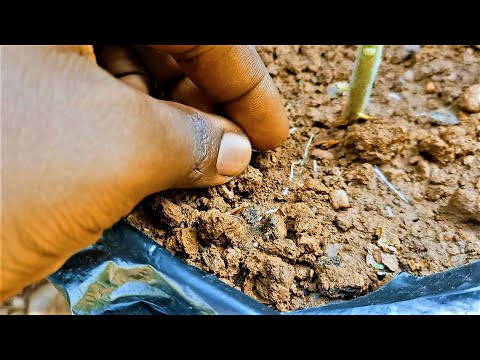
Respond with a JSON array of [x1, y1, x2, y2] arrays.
[[49, 221, 480, 315]]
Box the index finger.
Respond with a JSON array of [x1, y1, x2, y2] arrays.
[[148, 45, 289, 151]]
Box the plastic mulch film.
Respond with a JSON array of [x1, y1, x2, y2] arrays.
[[49, 221, 480, 315]]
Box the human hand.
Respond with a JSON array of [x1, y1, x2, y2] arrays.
[[1, 45, 289, 301]]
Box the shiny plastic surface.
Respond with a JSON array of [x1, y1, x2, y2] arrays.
[[50, 221, 480, 315]]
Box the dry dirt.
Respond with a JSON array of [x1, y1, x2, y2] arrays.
[[127, 45, 480, 312], [3, 45, 479, 315]]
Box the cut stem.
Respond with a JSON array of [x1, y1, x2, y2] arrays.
[[338, 45, 384, 126]]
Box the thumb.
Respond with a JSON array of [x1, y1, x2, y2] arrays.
[[136, 99, 252, 195]]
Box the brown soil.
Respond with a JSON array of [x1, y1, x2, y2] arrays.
[[126, 45, 480, 312]]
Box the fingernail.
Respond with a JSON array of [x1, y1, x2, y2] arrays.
[[217, 133, 252, 176]]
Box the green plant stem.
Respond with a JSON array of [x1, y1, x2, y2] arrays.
[[338, 45, 384, 126]]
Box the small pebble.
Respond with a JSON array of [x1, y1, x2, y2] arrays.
[[376, 271, 387, 279], [10, 296, 26, 310], [463, 156, 475, 167], [445, 188, 480, 222], [403, 70, 415, 82], [425, 109, 460, 126], [385, 206, 394, 218], [381, 253, 400, 272], [326, 243, 341, 258], [388, 92, 402, 101], [329, 189, 350, 210], [460, 84, 480, 113], [425, 81, 436, 93]]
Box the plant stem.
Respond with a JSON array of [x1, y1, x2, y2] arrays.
[[338, 45, 384, 126]]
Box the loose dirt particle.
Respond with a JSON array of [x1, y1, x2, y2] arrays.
[[444, 188, 480, 223], [459, 84, 480, 112], [329, 189, 350, 210]]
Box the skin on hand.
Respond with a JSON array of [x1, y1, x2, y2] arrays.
[[0, 45, 289, 301]]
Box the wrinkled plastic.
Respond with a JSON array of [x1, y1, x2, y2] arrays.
[[49, 221, 480, 315]]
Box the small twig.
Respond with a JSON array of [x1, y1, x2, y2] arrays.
[[227, 202, 249, 215], [316, 138, 344, 149], [301, 134, 315, 165], [373, 166, 410, 203], [289, 159, 302, 182], [264, 208, 279, 215], [313, 159, 318, 178]]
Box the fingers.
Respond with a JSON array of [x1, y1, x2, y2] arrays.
[[133, 45, 183, 89], [95, 45, 151, 93], [148, 45, 290, 151], [170, 76, 219, 114]]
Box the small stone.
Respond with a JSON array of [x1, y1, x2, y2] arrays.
[[10, 296, 26, 310], [329, 189, 350, 210], [459, 84, 480, 113], [425, 109, 460, 126], [381, 253, 400, 272], [326, 243, 341, 258], [444, 188, 480, 222], [463, 156, 475, 167], [403, 70, 415, 82], [425, 81, 436, 93]]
